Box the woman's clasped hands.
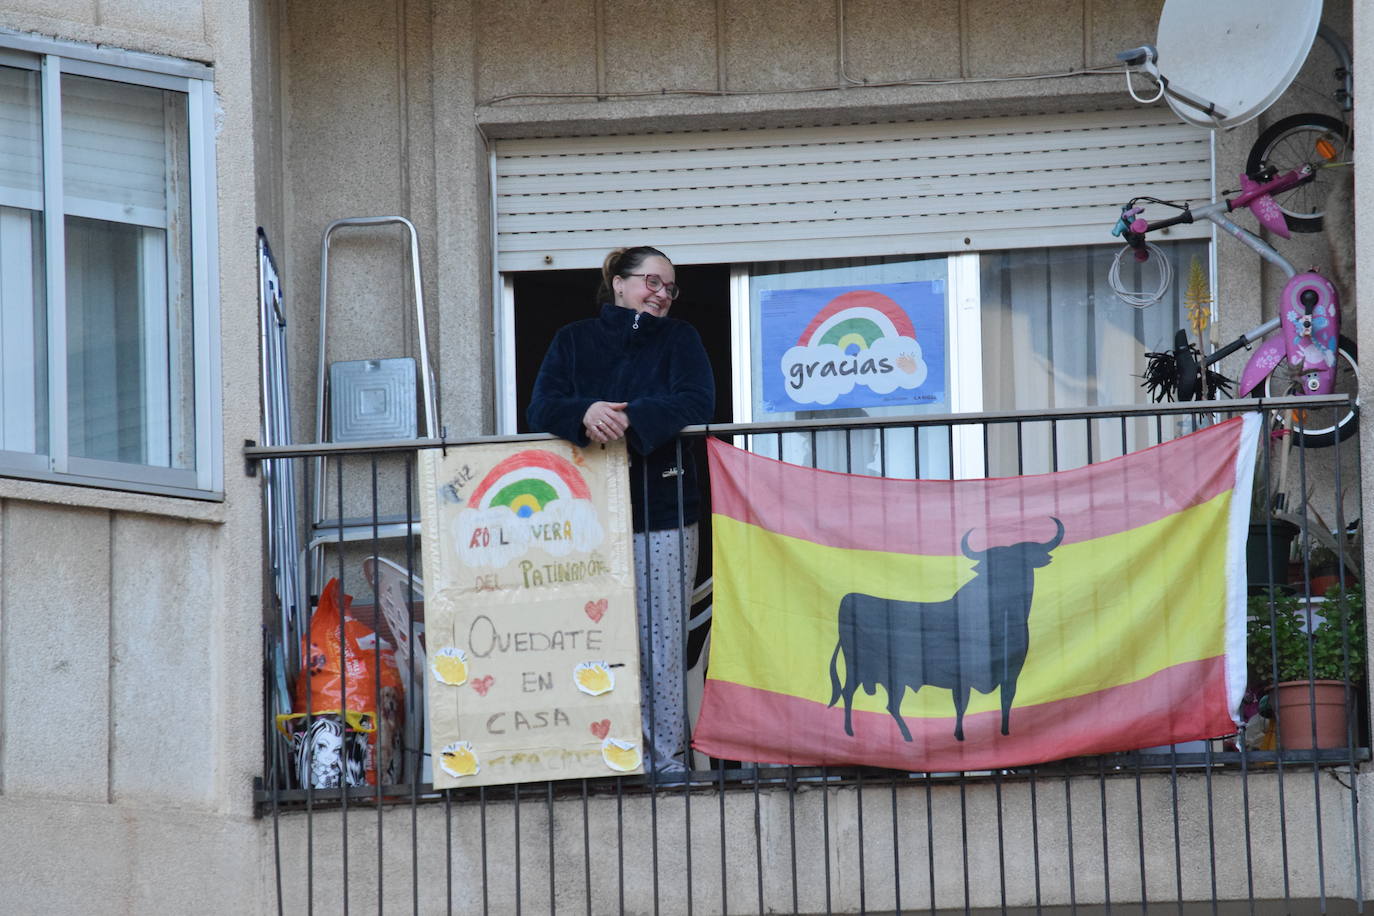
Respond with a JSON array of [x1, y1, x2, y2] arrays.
[[583, 400, 630, 443]]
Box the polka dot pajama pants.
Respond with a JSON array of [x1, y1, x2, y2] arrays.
[[633, 523, 699, 776]]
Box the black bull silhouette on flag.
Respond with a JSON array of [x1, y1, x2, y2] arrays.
[[827, 518, 1065, 741]]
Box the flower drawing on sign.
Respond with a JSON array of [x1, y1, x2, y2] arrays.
[[573, 661, 615, 696], [779, 290, 928, 406], [439, 741, 480, 778], [454, 449, 605, 568]]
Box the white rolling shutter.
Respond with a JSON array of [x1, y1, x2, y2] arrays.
[[494, 108, 1211, 271], [0, 64, 42, 212], [61, 72, 172, 228]]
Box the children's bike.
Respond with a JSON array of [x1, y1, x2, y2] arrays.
[[1114, 162, 1358, 448]]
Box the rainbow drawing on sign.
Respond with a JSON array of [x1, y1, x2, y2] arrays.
[[781, 289, 928, 406], [797, 290, 917, 351], [456, 449, 605, 567], [469, 450, 594, 514]]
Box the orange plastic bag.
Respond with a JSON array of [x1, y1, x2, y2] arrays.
[[280, 578, 404, 787]]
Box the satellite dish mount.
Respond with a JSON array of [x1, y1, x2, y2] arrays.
[[1119, 45, 1230, 126], [1118, 0, 1325, 130]]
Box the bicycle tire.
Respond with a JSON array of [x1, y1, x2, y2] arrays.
[[1262, 334, 1359, 448], [1245, 113, 1352, 233]]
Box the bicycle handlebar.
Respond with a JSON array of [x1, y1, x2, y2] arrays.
[[1113, 205, 1193, 260], [1114, 165, 1315, 261]]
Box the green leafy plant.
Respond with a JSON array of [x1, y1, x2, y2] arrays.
[[1247, 585, 1365, 684]]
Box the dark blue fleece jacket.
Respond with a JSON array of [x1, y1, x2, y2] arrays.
[[527, 304, 715, 532]]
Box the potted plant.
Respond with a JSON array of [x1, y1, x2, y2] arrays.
[[1302, 545, 1342, 597], [1247, 585, 1365, 749], [1290, 520, 1361, 595]]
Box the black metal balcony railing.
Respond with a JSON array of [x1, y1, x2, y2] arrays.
[[247, 395, 1365, 915]]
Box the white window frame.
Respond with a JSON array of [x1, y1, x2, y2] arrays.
[[0, 33, 221, 498]]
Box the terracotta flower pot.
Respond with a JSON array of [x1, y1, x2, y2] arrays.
[[1306, 574, 1341, 596], [1272, 679, 1352, 749]]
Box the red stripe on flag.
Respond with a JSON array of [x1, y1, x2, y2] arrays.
[[692, 656, 1231, 772], [708, 417, 1244, 554]]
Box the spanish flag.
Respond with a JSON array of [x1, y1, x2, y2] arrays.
[[692, 415, 1260, 772]]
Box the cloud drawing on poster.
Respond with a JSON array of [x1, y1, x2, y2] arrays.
[[455, 499, 605, 568], [781, 336, 928, 406]]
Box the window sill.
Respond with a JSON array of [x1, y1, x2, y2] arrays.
[[0, 475, 226, 524]]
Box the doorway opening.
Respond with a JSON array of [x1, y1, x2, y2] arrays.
[[511, 263, 733, 432]]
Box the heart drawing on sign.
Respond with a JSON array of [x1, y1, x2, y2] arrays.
[[590, 719, 611, 740], [471, 675, 494, 697], [584, 598, 608, 623]]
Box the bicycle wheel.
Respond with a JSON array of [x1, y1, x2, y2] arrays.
[[1245, 112, 1352, 233], [1262, 335, 1359, 448]]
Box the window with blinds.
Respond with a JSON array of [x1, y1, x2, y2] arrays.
[[0, 39, 217, 497]]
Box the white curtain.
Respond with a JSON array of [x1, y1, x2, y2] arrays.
[[980, 241, 1206, 475]]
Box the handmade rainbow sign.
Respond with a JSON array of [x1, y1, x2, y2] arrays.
[[757, 281, 946, 415], [419, 440, 640, 787]]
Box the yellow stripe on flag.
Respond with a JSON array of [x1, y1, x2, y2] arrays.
[[709, 489, 1232, 720]]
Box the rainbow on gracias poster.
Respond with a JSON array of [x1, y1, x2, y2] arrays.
[[453, 449, 605, 567], [758, 281, 947, 414]]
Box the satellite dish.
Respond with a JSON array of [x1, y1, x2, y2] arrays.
[[1147, 0, 1323, 129]]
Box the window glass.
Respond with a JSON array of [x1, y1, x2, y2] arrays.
[[746, 255, 952, 478], [735, 243, 1211, 480], [0, 205, 46, 456], [60, 74, 195, 471], [61, 74, 178, 223], [0, 65, 46, 458], [980, 240, 1208, 474], [0, 64, 42, 206], [0, 47, 210, 494]]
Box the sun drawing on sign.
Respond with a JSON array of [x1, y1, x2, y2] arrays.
[[573, 661, 615, 696], [432, 647, 469, 686], [601, 738, 641, 773], [439, 741, 480, 778]]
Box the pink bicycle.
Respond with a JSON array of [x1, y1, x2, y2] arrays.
[[1115, 163, 1358, 448]]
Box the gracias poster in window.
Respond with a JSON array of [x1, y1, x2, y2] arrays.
[[756, 281, 947, 415], [418, 440, 641, 788]]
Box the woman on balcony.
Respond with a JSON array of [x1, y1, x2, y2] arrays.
[[528, 245, 715, 778]]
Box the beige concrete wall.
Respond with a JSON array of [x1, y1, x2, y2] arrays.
[[274, 0, 1352, 436], [279, 0, 1208, 444], [1237, 0, 1360, 552], [1356, 0, 1374, 898], [0, 0, 269, 911]]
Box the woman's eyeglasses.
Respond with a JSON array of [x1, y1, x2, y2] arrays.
[[626, 273, 681, 300]]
